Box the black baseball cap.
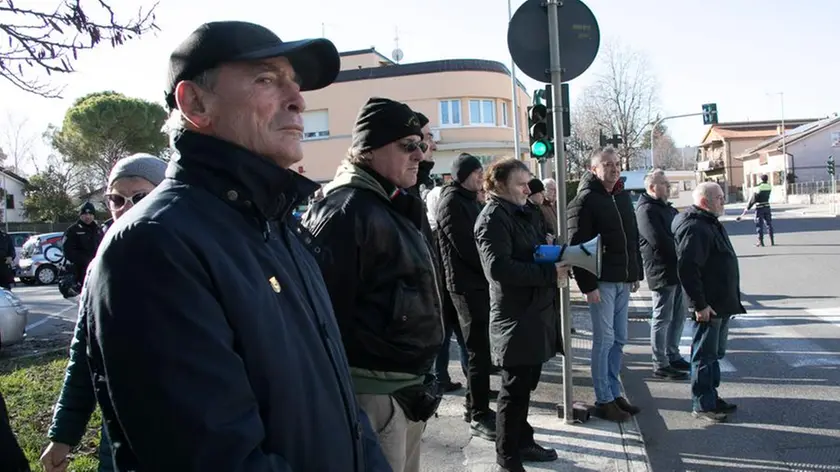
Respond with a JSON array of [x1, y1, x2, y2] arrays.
[[165, 21, 340, 109]]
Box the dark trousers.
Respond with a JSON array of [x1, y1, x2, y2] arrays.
[[690, 316, 731, 412], [755, 207, 774, 243], [496, 364, 542, 468], [451, 290, 492, 417], [434, 288, 468, 383]]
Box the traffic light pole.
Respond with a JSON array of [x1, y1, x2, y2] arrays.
[[507, 0, 522, 160], [546, 0, 574, 425], [649, 112, 703, 168]]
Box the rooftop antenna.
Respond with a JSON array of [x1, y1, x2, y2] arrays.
[[391, 26, 404, 64], [321, 22, 325, 37]]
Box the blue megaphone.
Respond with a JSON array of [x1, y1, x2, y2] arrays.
[[533, 235, 602, 277]]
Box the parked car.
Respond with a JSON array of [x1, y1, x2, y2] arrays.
[[17, 232, 64, 285], [0, 289, 28, 352]]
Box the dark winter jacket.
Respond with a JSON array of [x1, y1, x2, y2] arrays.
[[673, 205, 746, 317], [0, 230, 16, 286], [302, 161, 443, 395], [62, 219, 101, 269], [567, 172, 643, 294], [635, 193, 679, 291], [436, 182, 487, 293], [83, 131, 390, 472], [475, 196, 558, 367]]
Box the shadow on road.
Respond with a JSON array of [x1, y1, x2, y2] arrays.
[[723, 217, 840, 237]]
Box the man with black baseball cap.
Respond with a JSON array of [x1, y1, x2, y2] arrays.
[[304, 97, 444, 472], [83, 21, 389, 471]]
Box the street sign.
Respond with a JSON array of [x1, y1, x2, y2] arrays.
[[507, 0, 601, 83]]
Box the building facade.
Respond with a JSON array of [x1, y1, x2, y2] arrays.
[[696, 119, 819, 202], [0, 168, 28, 223], [299, 48, 531, 183], [737, 114, 840, 200]]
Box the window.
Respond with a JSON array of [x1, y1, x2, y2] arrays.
[[302, 110, 329, 140], [469, 99, 496, 126], [4, 194, 13, 210], [501, 102, 509, 127], [439, 100, 461, 126]]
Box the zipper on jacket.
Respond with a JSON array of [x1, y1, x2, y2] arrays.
[[612, 195, 630, 280]]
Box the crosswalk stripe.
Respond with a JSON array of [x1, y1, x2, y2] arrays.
[[731, 313, 840, 369]]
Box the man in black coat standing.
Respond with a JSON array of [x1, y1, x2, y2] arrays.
[[673, 182, 745, 423], [635, 169, 690, 381], [62, 202, 101, 285], [436, 153, 495, 440], [567, 147, 644, 423]]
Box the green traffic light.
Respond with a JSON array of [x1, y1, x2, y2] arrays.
[[531, 140, 549, 158]]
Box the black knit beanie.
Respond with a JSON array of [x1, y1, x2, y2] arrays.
[[351, 97, 423, 152], [451, 153, 482, 183], [528, 178, 545, 195]]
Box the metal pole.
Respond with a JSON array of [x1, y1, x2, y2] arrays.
[[508, 0, 522, 159], [1, 171, 6, 232], [546, 0, 573, 424]]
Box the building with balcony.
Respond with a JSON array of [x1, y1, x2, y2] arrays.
[[736, 114, 840, 201], [696, 119, 818, 202], [298, 48, 530, 183]]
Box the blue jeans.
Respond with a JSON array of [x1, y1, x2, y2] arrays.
[[651, 285, 687, 369], [588, 282, 630, 404], [690, 316, 731, 412], [98, 426, 115, 472]]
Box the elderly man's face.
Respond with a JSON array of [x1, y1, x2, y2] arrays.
[[369, 136, 426, 188], [178, 56, 306, 168], [420, 124, 437, 161], [544, 181, 557, 201]]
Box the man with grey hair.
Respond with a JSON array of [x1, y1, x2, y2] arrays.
[[82, 21, 389, 471], [673, 182, 745, 423], [567, 147, 644, 422], [635, 169, 690, 381], [539, 178, 558, 237]]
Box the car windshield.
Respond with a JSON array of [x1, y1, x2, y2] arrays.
[[21, 238, 41, 257]]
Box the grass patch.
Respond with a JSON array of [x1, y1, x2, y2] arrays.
[[0, 351, 102, 472]]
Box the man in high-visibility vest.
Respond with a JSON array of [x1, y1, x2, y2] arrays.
[[738, 174, 775, 246]]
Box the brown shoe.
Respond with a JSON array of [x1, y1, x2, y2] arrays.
[[597, 401, 631, 422], [615, 396, 641, 415]]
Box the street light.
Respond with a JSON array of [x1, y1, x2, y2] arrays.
[[767, 92, 788, 187]]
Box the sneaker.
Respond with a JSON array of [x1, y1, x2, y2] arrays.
[[596, 401, 631, 422], [715, 398, 737, 413], [692, 409, 727, 423], [653, 366, 689, 380], [520, 442, 558, 462], [615, 396, 641, 415], [470, 410, 497, 441], [670, 358, 691, 371]]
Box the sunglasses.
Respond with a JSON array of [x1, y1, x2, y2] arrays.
[[400, 141, 429, 154], [106, 192, 148, 209]]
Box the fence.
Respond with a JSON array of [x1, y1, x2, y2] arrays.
[[789, 179, 839, 195], [4, 222, 74, 234]]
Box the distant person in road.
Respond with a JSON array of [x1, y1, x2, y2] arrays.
[[82, 21, 389, 471], [42, 154, 167, 472], [635, 169, 690, 381], [737, 174, 774, 246], [303, 97, 443, 472], [437, 153, 495, 440], [673, 182, 746, 423], [61, 202, 101, 285], [567, 147, 644, 422], [539, 178, 559, 238], [475, 157, 567, 471], [0, 229, 16, 290]]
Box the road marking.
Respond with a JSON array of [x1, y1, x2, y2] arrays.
[[805, 307, 840, 327], [733, 313, 840, 369], [25, 304, 78, 331]]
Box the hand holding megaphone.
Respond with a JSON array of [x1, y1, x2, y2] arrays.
[[533, 234, 602, 278]]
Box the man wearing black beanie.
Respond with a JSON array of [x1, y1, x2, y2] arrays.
[[436, 152, 498, 440], [304, 97, 444, 472]]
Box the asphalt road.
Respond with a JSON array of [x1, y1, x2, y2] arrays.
[[9, 284, 78, 356], [622, 215, 840, 471]]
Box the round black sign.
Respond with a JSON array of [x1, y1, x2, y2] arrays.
[[507, 0, 601, 83]]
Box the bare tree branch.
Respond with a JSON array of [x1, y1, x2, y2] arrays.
[[0, 110, 38, 171], [0, 0, 159, 97]]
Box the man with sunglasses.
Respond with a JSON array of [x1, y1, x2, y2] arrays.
[[303, 97, 444, 472], [61, 202, 102, 287]]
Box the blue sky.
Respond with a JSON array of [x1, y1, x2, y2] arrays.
[[1, 0, 837, 172]]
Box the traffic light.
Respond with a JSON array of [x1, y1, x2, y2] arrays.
[[702, 103, 718, 125], [528, 85, 554, 160], [828, 155, 835, 176]]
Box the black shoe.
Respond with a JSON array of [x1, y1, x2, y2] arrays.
[[441, 381, 462, 393], [494, 463, 525, 472], [615, 396, 641, 416], [520, 443, 558, 462], [692, 409, 727, 423], [470, 410, 497, 441], [715, 398, 737, 413], [653, 366, 689, 380], [670, 358, 691, 371], [490, 365, 502, 375], [755, 241, 765, 247]]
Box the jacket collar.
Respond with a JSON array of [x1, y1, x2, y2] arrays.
[[450, 181, 478, 201], [168, 130, 319, 221], [490, 194, 530, 216]]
